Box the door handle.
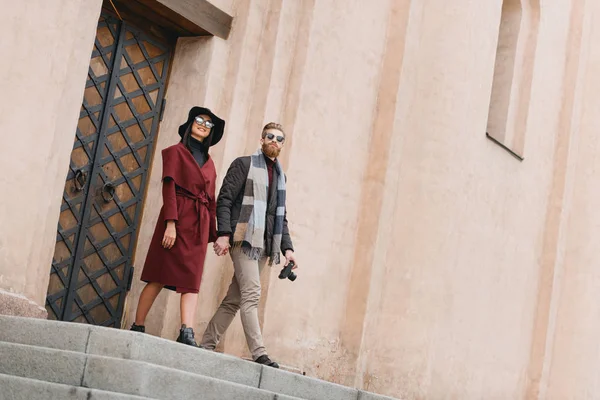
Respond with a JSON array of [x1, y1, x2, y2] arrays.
[[101, 182, 115, 203], [73, 169, 88, 192]]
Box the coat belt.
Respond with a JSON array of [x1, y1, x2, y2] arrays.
[[175, 188, 210, 239]]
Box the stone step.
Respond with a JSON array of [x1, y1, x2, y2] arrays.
[[0, 315, 398, 400], [0, 341, 302, 400], [0, 373, 152, 400]]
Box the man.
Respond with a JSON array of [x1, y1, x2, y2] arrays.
[[200, 122, 297, 368]]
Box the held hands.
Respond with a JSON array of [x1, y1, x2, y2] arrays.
[[213, 236, 230, 256], [162, 221, 177, 249]]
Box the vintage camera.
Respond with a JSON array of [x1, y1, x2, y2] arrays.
[[278, 261, 297, 281]]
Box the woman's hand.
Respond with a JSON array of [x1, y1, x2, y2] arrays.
[[213, 236, 230, 256], [162, 220, 177, 249]]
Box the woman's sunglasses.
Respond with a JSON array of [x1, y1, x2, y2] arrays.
[[265, 133, 285, 143], [194, 116, 214, 129]]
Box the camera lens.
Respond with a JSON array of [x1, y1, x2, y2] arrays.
[[288, 272, 297, 281]]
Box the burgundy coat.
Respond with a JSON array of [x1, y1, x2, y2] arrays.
[[140, 143, 217, 293]]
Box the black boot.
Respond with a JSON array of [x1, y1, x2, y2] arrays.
[[176, 325, 198, 346], [255, 355, 279, 369], [130, 323, 145, 333]]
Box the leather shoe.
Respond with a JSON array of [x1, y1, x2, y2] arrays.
[[255, 354, 279, 368], [176, 325, 198, 346], [130, 323, 145, 333]]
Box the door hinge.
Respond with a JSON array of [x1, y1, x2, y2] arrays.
[[159, 98, 167, 121], [126, 267, 135, 291]]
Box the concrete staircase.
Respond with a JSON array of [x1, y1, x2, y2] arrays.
[[0, 315, 397, 400]]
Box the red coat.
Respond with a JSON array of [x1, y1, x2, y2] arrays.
[[141, 143, 217, 293]]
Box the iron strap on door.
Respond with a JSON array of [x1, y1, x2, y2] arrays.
[[59, 17, 128, 326], [46, 9, 172, 327], [46, 13, 123, 323]]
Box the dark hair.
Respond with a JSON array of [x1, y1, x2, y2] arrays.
[[181, 121, 212, 154]]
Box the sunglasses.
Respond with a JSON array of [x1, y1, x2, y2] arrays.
[[265, 133, 285, 143], [194, 116, 214, 129]]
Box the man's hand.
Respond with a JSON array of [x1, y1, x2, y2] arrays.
[[284, 250, 297, 269], [162, 221, 176, 249], [214, 236, 230, 256]]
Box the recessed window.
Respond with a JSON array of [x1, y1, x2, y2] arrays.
[[486, 0, 539, 160]]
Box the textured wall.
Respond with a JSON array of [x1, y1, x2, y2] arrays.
[[0, 0, 102, 312], [125, 0, 599, 398], [2, 0, 599, 398]]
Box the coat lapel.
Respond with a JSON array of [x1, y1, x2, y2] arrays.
[[175, 143, 213, 193]]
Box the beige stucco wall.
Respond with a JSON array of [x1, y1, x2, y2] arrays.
[[2, 0, 600, 398], [541, 0, 600, 398], [123, 0, 600, 398], [0, 0, 102, 315]]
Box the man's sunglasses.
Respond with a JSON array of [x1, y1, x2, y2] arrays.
[[194, 116, 214, 129], [265, 133, 285, 143]]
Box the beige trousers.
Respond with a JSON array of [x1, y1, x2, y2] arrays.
[[200, 248, 268, 359]]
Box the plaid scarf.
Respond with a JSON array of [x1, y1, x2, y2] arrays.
[[233, 149, 286, 264]]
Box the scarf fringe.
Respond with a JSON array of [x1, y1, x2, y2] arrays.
[[233, 241, 264, 261], [232, 241, 281, 265]]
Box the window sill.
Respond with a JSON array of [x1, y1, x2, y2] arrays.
[[485, 132, 524, 162]]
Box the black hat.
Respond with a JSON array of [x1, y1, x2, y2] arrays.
[[178, 106, 225, 146]]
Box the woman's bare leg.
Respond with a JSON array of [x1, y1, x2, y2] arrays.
[[180, 292, 199, 327], [134, 282, 164, 325]]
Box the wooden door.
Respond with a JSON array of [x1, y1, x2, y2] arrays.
[[46, 9, 172, 326]]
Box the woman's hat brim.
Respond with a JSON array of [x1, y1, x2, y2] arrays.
[[178, 106, 225, 146]]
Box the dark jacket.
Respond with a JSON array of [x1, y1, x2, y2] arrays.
[[216, 156, 294, 254]]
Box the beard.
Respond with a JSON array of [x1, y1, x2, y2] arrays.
[[262, 142, 281, 158]]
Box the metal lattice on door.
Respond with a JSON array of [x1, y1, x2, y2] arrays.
[[46, 9, 172, 326]]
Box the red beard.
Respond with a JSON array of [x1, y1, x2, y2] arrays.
[[262, 142, 281, 158]]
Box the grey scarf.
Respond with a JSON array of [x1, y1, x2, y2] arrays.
[[233, 149, 286, 264]]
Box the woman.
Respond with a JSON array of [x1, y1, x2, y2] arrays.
[[130, 106, 225, 346]]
